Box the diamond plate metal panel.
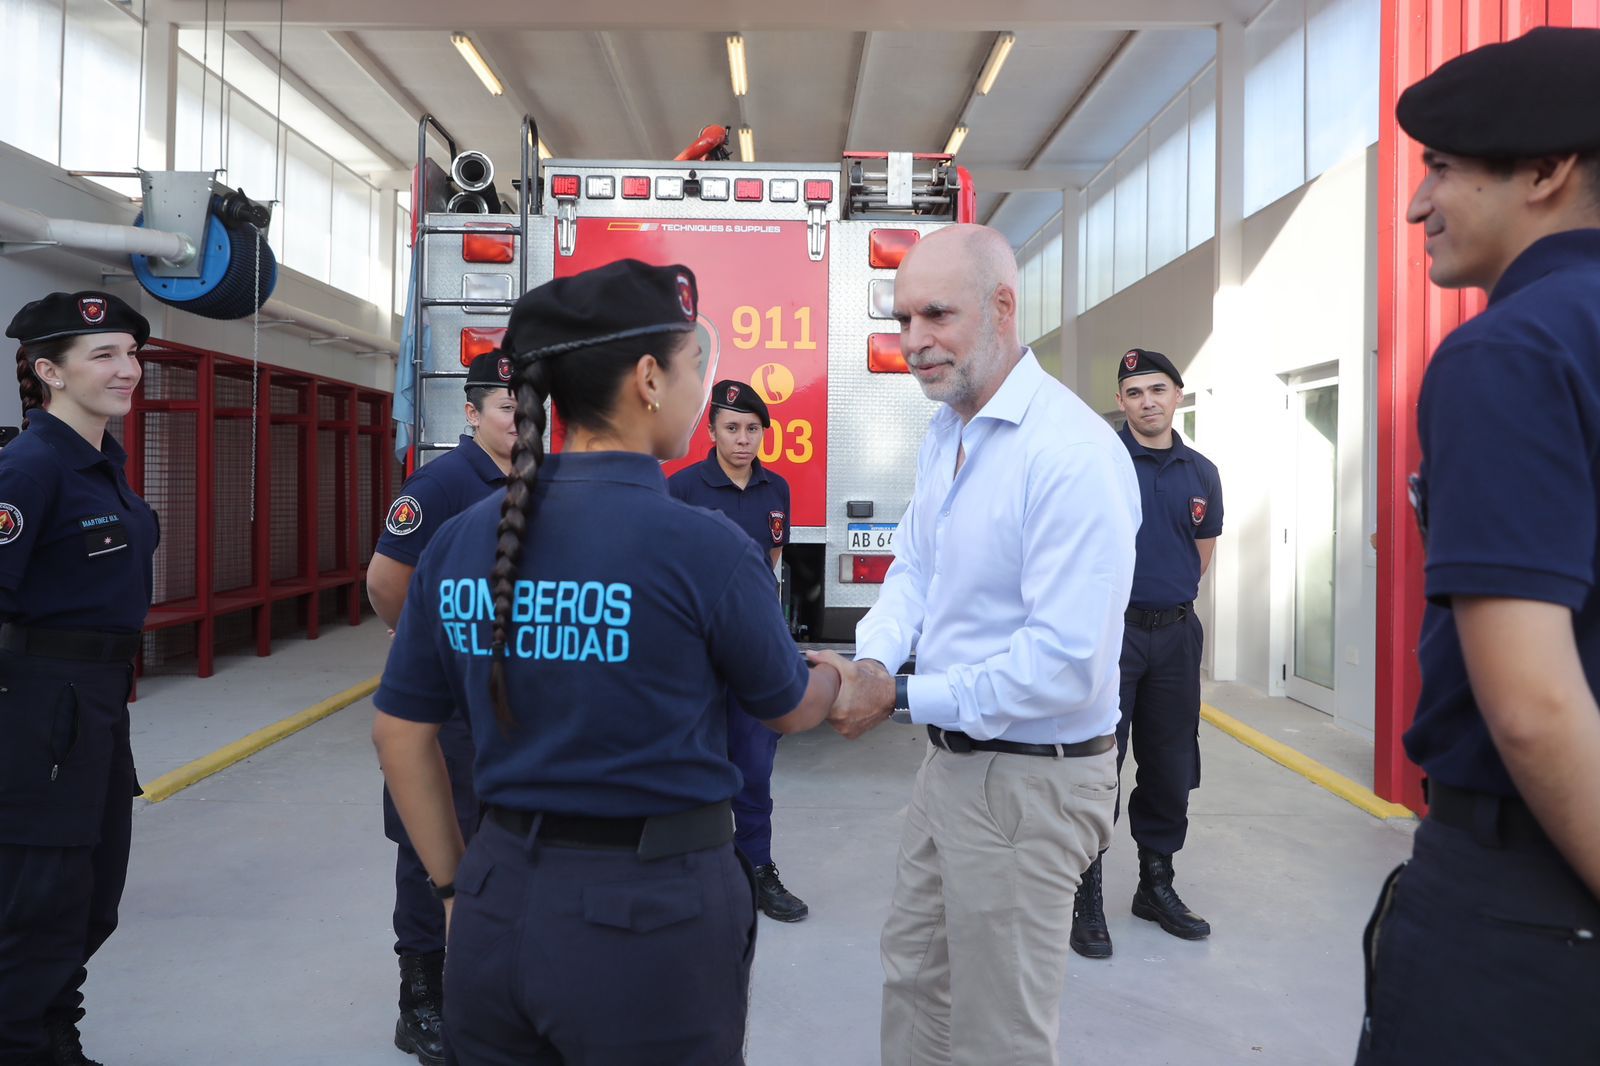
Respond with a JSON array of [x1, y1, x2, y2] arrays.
[[824, 221, 947, 610]]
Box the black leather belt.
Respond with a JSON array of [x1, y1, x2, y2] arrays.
[[928, 725, 1115, 759], [0, 623, 141, 663], [1125, 603, 1191, 629], [1426, 781, 1556, 855], [486, 799, 733, 861]]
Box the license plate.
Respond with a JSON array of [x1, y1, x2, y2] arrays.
[[847, 523, 896, 552]]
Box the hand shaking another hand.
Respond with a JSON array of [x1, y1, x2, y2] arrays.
[[806, 651, 895, 740]]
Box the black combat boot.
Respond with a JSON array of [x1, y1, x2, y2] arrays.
[[394, 950, 447, 1066], [1131, 846, 1211, 940], [45, 1011, 104, 1066], [752, 864, 809, 922], [1069, 853, 1113, 959]]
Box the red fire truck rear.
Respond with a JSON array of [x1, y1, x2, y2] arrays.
[[406, 118, 975, 643]]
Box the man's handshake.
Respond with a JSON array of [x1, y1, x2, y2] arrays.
[[806, 651, 896, 740]]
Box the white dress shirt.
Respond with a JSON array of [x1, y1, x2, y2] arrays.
[[855, 351, 1141, 744]]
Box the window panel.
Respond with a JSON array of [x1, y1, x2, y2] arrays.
[[1188, 67, 1217, 248], [1147, 96, 1189, 272], [1307, 0, 1379, 177], [1042, 231, 1063, 335], [1077, 210, 1088, 316], [1085, 171, 1115, 309], [225, 89, 284, 251], [330, 165, 371, 297], [59, 0, 140, 195], [283, 132, 332, 283], [1244, 0, 1307, 214], [0, 0, 63, 164], [1113, 135, 1148, 295]]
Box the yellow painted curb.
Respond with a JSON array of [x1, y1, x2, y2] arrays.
[[1200, 703, 1415, 822], [140, 675, 381, 803]]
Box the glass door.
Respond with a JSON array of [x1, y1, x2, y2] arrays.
[[1287, 379, 1338, 712]]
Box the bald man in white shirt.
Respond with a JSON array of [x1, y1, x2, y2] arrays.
[[813, 224, 1141, 1066]]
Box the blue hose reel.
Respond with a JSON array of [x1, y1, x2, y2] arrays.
[[129, 177, 277, 321]]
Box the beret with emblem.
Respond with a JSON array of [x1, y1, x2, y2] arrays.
[[464, 350, 514, 393], [6, 290, 150, 348], [1396, 27, 1600, 158], [504, 259, 698, 365], [1117, 347, 1184, 390], [709, 379, 771, 428]]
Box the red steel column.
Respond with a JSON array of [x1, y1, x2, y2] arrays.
[[1377, 0, 1595, 811]]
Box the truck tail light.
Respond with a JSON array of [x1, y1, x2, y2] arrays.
[[734, 178, 764, 202], [550, 175, 580, 199], [462, 227, 515, 263], [869, 229, 919, 269], [841, 554, 894, 584], [621, 176, 651, 199], [868, 333, 909, 373], [460, 327, 505, 366], [804, 179, 834, 203]]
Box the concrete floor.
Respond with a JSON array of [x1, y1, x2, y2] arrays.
[[78, 620, 1415, 1066]]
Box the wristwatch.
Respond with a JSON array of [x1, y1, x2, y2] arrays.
[[891, 674, 913, 725], [427, 877, 455, 901]]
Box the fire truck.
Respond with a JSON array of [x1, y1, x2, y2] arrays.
[[406, 117, 975, 643]]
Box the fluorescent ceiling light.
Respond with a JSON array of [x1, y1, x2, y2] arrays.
[[739, 126, 755, 163], [944, 125, 969, 155], [451, 33, 504, 97], [727, 34, 749, 97], [977, 32, 1015, 95]]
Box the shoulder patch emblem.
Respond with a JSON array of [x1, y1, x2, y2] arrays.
[[1189, 496, 1207, 526], [768, 509, 786, 545], [0, 503, 21, 545], [385, 495, 423, 536]]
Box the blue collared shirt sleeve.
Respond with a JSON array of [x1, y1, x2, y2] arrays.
[[905, 440, 1138, 738], [854, 430, 935, 673], [1420, 340, 1593, 609], [374, 561, 457, 724], [1198, 460, 1223, 539], [706, 536, 809, 719], [0, 463, 54, 593], [373, 472, 453, 567]]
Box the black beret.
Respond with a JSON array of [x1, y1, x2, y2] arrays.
[[1396, 27, 1600, 158], [505, 259, 698, 364], [709, 379, 771, 428], [5, 291, 150, 348], [464, 351, 513, 392], [1117, 348, 1183, 390]]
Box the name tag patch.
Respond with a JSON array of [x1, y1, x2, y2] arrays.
[[81, 514, 128, 557]]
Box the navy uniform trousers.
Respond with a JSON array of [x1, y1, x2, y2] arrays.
[[1356, 810, 1600, 1064], [442, 814, 757, 1065], [0, 655, 136, 1064], [726, 696, 781, 869], [383, 716, 479, 958], [1114, 610, 1203, 853]]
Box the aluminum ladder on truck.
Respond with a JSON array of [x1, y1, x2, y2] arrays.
[[407, 115, 543, 467]]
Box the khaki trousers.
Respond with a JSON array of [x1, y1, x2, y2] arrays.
[[880, 741, 1117, 1066]]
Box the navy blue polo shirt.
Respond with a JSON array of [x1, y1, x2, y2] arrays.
[[666, 448, 791, 553], [374, 434, 506, 566], [1406, 229, 1600, 797], [374, 452, 809, 817], [1118, 424, 1223, 610], [0, 410, 159, 632]]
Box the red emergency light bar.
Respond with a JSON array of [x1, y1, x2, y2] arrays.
[[460, 327, 506, 366], [462, 225, 515, 264], [851, 555, 894, 584], [621, 176, 651, 199], [870, 229, 920, 269], [734, 178, 764, 202], [868, 333, 909, 373], [550, 175, 580, 199], [804, 179, 834, 203]]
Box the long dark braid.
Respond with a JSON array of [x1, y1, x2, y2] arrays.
[[15, 339, 68, 431], [488, 356, 550, 730]]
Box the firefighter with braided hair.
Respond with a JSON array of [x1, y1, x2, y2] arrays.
[[0, 292, 158, 1066], [372, 258, 841, 1064]]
